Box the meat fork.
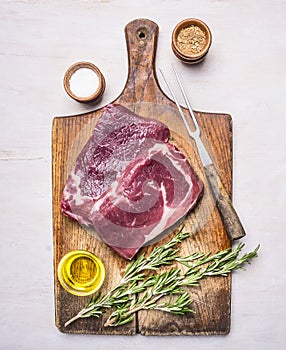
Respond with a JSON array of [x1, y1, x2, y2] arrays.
[[160, 65, 246, 241]]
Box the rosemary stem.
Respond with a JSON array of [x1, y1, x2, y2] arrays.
[[64, 307, 89, 327]]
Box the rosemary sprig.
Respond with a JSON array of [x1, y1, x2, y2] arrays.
[[103, 243, 260, 327], [64, 226, 259, 328]]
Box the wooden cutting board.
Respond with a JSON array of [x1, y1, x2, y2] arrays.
[[52, 18, 232, 335]]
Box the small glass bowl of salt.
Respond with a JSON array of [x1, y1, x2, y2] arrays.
[[63, 61, 105, 103]]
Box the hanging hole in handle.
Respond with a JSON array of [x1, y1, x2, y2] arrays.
[[136, 28, 147, 41]]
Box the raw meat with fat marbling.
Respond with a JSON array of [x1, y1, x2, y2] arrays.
[[61, 104, 203, 259]]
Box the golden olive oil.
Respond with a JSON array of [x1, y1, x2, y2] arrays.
[[57, 251, 105, 296]]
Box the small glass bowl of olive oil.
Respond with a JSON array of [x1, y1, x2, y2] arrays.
[[57, 250, 105, 296]]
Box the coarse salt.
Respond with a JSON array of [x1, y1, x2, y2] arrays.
[[69, 68, 100, 98]]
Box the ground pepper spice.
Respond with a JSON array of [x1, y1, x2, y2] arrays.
[[176, 25, 207, 56]]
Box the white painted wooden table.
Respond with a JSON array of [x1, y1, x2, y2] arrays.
[[1, 1, 285, 349]]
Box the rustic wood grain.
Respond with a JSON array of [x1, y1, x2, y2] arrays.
[[52, 18, 232, 335]]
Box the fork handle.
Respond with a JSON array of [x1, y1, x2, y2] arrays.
[[204, 164, 246, 241]]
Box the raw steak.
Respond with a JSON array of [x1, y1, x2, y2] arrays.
[[61, 104, 203, 259]]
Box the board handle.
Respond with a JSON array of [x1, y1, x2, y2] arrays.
[[119, 18, 159, 103], [204, 163, 246, 240]]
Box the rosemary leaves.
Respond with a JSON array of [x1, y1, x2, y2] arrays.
[[65, 226, 259, 328]]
